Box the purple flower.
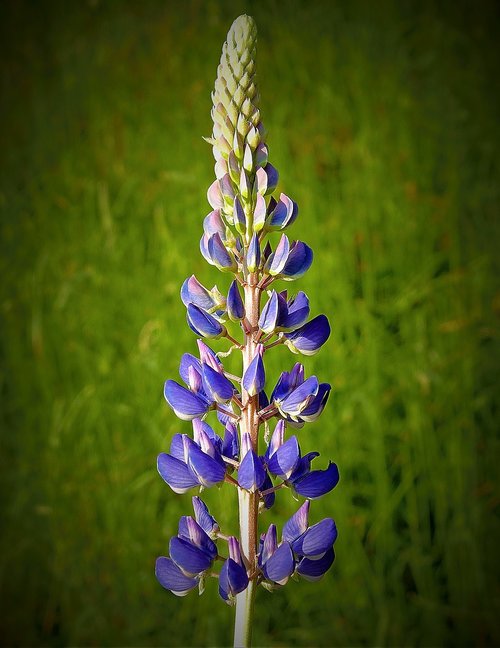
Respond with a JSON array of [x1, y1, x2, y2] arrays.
[[266, 193, 298, 231], [238, 433, 267, 492], [242, 345, 265, 396], [258, 524, 294, 585], [157, 433, 226, 493], [280, 291, 310, 330], [247, 232, 261, 273], [192, 496, 219, 537], [155, 557, 198, 597], [265, 234, 290, 276], [164, 380, 211, 421], [281, 502, 338, 581], [219, 537, 249, 603], [284, 314, 331, 355], [292, 461, 339, 499], [227, 279, 245, 321], [187, 303, 226, 339], [181, 275, 224, 312], [270, 364, 331, 425], [281, 240, 313, 280], [201, 363, 235, 403], [265, 433, 340, 500], [258, 291, 287, 334]]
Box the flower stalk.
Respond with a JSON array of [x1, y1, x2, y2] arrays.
[[154, 14, 340, 648]]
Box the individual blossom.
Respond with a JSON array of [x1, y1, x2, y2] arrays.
[[156, 498, 220, 596], [219, 537, 249, 604]]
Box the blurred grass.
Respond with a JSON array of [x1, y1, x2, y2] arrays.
[[1, 0, 499, 645]]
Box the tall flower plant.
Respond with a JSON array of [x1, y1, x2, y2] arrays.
[[155, 15, 339, 647]]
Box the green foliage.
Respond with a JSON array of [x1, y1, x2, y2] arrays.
[[1, 0, 499, 645]]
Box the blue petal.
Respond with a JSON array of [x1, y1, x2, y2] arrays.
[[187, 445, 226, 488], [266, 234, 290, 276], [267, 193, 298, 230], [277, 376, 319, 416], [281, 241, 313, 279], [192, 496, 219, 536], [157, 453, 198, 494], [179, 353, 203, 386], [259, 523, 278, 566], [258, 291, 281, 334], [222, 422, 239, 461], [262, 163, 279, 194], [293, 462, 340, 499], [202, 363, 235, 403], [282, 291, 310, 330], [284, 314, 331, 356], [263, 542, 295, 584], [208, 233, 237, 270], [234, 197, 246, 230], [197, 339, 223, 371], [258, 390, 269, 410], [260, 471, 275, 509], [192, 418, 220, 447], [299, 383, 331, 422], [238, 449, 266, 492], [203, 209, 225, 237], [246, 233, 261, 273], [181, 275, 216, 311], [267, 436, 301, 479], [169, 536, 213, 576], [164, 380, 210, 421], [227, 279, 245, 321], [169, 433, 185, 461], [282, 501, 310, 543], [219, 558, 249, 603], [187, 304, 225, 339], [289, 451, 320, 482], [242, 352, 265, 397], [155, 557, 197, 596], [177, 516, 218, 560], [270, 370, 292, 403], [265, 419, 285, 462], [297, 548, 335, 581], [292, 518, 338, 558]]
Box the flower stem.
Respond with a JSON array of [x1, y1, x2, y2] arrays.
[[234, 275, 260, 648]]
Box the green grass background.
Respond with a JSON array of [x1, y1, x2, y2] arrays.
[[1, 0, 499, 645]]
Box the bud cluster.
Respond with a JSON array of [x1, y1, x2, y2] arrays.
[[155, 14, 340, 644]]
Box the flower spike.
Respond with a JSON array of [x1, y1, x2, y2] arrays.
[[156, 14, 340, 646]]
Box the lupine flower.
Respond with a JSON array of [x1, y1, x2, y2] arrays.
[[157, 433, 227, 493], [242, 344, 265, 396], [258, 524, 294, 585], [258, 291, 286, 334], [187, 303, 226, 339], [266, 433, 340, 499], [265, 193, 299, 231], [219, 537, 249, 604], [181, 275, 225, 313], [270, 363, 332, 424], [164, 379, 211, 421], [280, 240, 314, 280], [284, 314, 331, 355], [238, 433, 267, 492], [155, 557, 198, 597], [227, 279, 245, 321], [156, 14, 341, 647], [246, 233, 260, 272], [192, 496, 219, 538], [282, 501, 338, 581]]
